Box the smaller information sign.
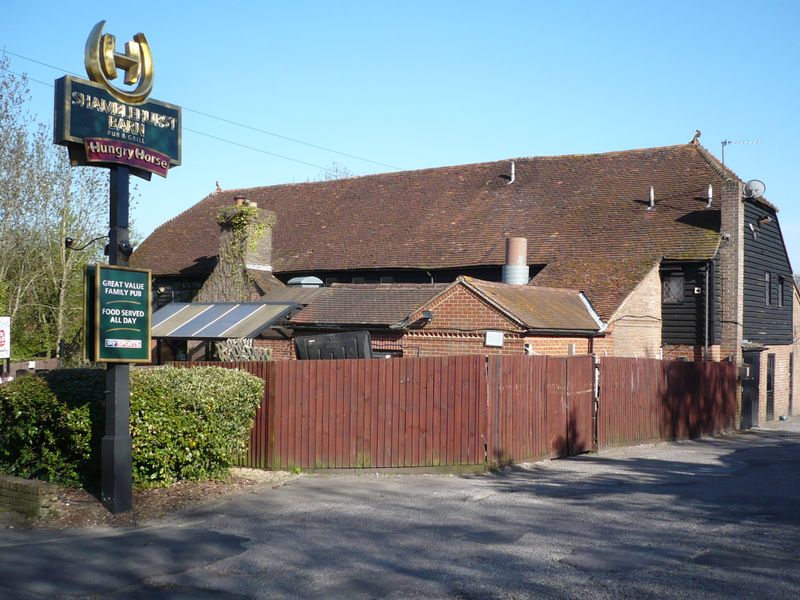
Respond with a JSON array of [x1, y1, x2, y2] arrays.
[[87, 264, 152, 363], [0, 316, 10, 360]]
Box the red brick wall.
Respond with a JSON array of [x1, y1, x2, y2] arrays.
[[525, 336, 591, 356], [412, 284, 519, 331], [757, 345, 795, 424], [662, 344, 704, 361], [402, 331, 524, 357], [592, 332, 614, 357], [254, 338, 295, 361]]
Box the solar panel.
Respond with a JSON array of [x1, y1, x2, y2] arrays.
[[151, 302, 190, 328], [151, 302, 298, 339], [169, 304, 240, 338]]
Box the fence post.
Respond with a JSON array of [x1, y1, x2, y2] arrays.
[[592, 354, 600, 452]]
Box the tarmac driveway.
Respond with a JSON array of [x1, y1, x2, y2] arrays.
[[2, 421, 800, 599]]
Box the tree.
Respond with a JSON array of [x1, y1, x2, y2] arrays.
[[318, 161, 354, 181], [0, 55, 106, 360]]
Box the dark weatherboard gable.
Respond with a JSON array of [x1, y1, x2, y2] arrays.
[[661, 261, 716, 346], [742, 200, 793, 344]]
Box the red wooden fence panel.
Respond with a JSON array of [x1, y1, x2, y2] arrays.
[[171, 353, 734, 470], [243, 355, 489, 469], [598, 357, 736, 449], [485, 355, 594, 465]]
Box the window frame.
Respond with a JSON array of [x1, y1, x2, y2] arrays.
[[662, 272, 685, 305], [765, 272, 772, 306]]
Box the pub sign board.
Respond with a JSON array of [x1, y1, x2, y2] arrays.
[[53, 20, 181, 180], [85, 264, 152, 363], [54, 75, 181, 179]]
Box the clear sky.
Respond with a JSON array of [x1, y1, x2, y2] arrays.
[[3, 1, 799, 270]]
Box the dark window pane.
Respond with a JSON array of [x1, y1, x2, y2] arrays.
[[765, 272, 771, 306]]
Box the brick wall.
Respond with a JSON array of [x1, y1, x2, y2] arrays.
[[404, 283, 522, 356], [757, 344, 794, 423], [412, 284, 519, 331], [0, 475, 57, 517], [607, 263, 662, 358], [592, 328, 615, 356], [402, 331, 523, 356], [525, 336, 591, 356], [254, 338, 295, 360], [662, 344, 723, 362], [662, 344, 703, 361]]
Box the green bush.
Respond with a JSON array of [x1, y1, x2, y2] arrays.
[[0, 366, 263, 487], [0, 370, 101, 484], [129, 367, 263, 486]]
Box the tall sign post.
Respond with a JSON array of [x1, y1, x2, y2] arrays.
[[55, 21, 181, 513]]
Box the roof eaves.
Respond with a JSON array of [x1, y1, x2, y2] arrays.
[[578, 292, 607, 332]]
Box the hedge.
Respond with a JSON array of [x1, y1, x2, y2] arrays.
[[0, 366, 263, 487]]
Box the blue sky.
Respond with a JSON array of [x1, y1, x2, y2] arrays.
[[3, 1, 799, 270]]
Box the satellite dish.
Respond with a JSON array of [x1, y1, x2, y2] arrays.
[[744, 179, 766, 198]]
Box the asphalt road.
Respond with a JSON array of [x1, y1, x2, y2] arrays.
[[2, 421, 800, 599]]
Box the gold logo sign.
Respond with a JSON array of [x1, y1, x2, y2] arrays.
[[84, 20, 153, 104]]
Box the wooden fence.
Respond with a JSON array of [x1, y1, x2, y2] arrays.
[[597, 357, 736, 448], [174, 354, 736, 470]]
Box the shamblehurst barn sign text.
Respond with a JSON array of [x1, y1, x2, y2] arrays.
[[54, 76, 181, 178]]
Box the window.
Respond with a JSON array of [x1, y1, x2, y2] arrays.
[[778, 276, 785, 308], [765, 272, 771, 306], [662, 273, 684, 304]]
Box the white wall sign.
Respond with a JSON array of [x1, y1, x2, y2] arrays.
[[485, 330, 504, 348], [0, 316, 10, 359]]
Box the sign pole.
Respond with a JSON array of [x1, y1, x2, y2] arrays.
[[55, 20, 179, 513], [102, 165, 133, 513]]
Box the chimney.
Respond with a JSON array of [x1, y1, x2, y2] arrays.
[[196, 198, 277, 302], [501, 237, 529, 285]]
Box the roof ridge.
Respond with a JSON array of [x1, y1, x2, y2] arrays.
[[468, 279, 584, 295], [692, 143, 739, 182], [208, 143, 702, 196]]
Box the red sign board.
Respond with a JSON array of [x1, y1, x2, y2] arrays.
[[84, 138, 170, 177]]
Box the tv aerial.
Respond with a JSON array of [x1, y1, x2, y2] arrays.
[[720, 139, 761, 179], [744, 179, 766, 199]]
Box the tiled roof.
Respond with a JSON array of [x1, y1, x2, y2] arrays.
[[132, 143, 730, 319], [258, 286, 327, 305], [289, 283, 449, 327], [462, 278, 602, 331]]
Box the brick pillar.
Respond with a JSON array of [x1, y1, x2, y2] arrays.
[[718, 179, 744, 423]]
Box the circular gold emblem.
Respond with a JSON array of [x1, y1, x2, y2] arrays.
[[84, 20, 154, 104]]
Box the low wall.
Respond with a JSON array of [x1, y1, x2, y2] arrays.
[[0, 475, 57, 517]]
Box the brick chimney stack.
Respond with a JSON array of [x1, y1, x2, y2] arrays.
[[718, 178, 744, 424], [196, 198, 277, 302]]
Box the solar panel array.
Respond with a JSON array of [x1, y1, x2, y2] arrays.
[[151, 302, 298, 339]]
